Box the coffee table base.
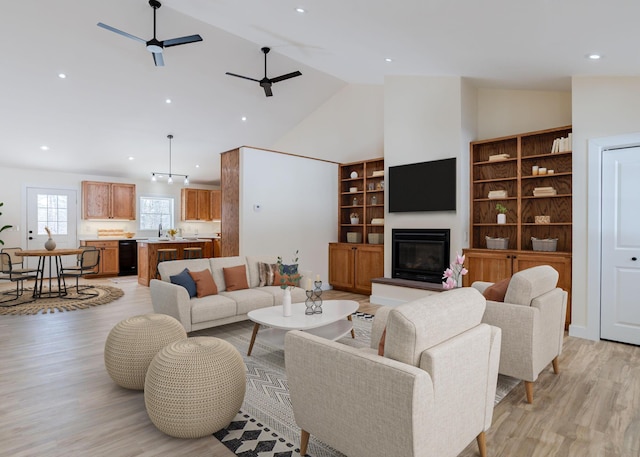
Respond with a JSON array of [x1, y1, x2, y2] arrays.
[[247, 318, 354, 356]]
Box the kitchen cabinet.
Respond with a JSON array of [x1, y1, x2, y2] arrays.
[[181, 189, 213, 221], [80, 240, 119, 277], [329, 243, 383, 294], [82, 181, 136, 220], [211, 190, 221, 220]]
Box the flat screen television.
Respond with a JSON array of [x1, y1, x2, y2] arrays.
[[388, 158, 456, 212]]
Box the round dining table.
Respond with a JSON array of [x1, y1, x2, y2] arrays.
[[15, 248, 84, 298]]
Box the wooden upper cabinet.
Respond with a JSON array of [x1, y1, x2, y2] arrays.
[[181, 188, 215, 221], [82, 181, 135, 220], [211, 190, 221, 220]]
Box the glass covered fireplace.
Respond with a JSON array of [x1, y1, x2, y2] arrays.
[[392, 228, 450, 284]]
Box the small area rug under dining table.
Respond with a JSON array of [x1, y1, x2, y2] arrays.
[[0, 285, 124, 315]]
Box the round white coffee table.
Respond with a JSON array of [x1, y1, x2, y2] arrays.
[[246, 299, 359, 355]]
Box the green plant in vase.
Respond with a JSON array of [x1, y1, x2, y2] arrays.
[[0, 202, 12, 246], [495, 203, 508, 224]]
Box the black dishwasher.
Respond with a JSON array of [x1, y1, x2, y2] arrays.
[[118, 240, 138, 276]]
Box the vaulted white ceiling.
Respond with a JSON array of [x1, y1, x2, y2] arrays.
[[2, 0, 638, 185]]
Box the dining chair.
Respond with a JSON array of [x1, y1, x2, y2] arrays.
[[1, 247, 39, 291], [0, 252, 33, 304], [60, 247, 101, 298]]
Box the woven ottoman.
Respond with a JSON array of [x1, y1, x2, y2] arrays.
[[144, 336, 246, 438], [104, 314, 187, 390]]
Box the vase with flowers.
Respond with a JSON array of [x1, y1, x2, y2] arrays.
[[44, 226, 56, 251], [167, 228, 178, 240], [442, 253, 468, 289], [277, 250, 301, 317]]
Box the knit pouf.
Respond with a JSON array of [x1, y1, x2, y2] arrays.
[[144, 336, 247, 438], [104, 314, 187, 390]]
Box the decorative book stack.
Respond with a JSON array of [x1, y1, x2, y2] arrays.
[[488, 190, 508, 199], [533, 187, 557, 196], [488, 153, 510, 161]]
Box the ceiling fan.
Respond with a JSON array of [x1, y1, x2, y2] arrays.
[[97, 0, 202, 67], [226, 47, 302, 97]]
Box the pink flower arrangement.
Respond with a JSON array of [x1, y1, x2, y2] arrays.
[[442, 253, 468, 289]]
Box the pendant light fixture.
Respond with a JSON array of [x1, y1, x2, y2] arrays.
[[151, 134, 189, 185]]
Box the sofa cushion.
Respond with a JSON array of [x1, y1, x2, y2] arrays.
[[190, 294, 237, 324], [504, 265, 559, 306], [223, 265, 250, 291], [258, 262, 278, 287], [188, 269, 218, 297], [170, 268, 197, 298], [483, 278, 510, 302], [384, 288, 486, 367], [158, 259, 211, 282], [220, 288, 274, 315], [209, 256, 247, 292]]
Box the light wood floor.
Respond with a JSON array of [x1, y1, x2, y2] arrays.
[[0, 278, 638, 457]]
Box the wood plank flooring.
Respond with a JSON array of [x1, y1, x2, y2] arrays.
[[0, 278, 638, 457]]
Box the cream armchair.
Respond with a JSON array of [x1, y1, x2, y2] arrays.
[[472, 265, 567, 404], [284, 288, 501, 457]]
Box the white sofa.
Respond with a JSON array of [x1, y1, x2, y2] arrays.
[[150, 256, 307, 332], [285, 288, 501, 457]]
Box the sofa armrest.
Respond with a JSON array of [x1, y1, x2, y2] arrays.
[[285, 331, 434, 457], [531, 288, 567, 371], [471, 281, 493, 294], [482, 300, 539, 381], [149, 279, 193, 332]]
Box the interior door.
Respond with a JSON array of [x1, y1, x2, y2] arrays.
[[26, 187, 78, 274], [600, 147, 640, 345]]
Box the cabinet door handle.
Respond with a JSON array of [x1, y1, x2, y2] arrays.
[[506, 255, 511, 259], [633, 257, 638, 261]]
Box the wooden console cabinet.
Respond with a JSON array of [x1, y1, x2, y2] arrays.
[[329, 243, 383, 295], [82, 181, 136, 220], [465, 125, 573, 327]]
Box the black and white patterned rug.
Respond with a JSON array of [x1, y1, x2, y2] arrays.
[[195, 313, 517, 457]]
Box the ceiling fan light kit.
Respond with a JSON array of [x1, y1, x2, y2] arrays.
[[151, 134, 189, 185], [226, 47, 302, 97], [97, 0, 203, 67]]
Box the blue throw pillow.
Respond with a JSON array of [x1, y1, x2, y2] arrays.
[[170, 268, 197, 298]]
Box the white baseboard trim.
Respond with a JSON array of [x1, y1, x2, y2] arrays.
[[568, 324, 597, 341]]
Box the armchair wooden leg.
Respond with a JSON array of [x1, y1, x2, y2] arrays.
[[300, 429, 310, 456], [347, 315, 355, 338], [524, 381, 534, 404], [476, 431, 487, 457], [552, 356, 560, 374]]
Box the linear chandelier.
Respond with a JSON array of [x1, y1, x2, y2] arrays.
[[151, 134, 189, 185]]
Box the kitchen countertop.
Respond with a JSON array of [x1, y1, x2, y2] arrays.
[[137, 238, 213, 244], [80, 236, 220, 242]]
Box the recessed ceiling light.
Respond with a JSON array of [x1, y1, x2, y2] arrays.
[[196, 164, 200, 168], [165, 98, 172, 104], [40, 145, 49, 150], [587, 54, 601, 60], [58, 73, 66, 79], [241, 116, 247, 121], [128, 156, 134, 161], [295, 8, 306, 13], [385, 58, 393, 62]]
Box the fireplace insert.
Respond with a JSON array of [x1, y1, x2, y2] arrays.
[[392, 228, 450, 284]]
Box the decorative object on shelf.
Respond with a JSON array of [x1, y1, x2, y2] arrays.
[[150, 134, 189, 185], [535, 215, 551, 224], [349, 187, 357, 193], [533, 187, 557, 196], [368, 233, 383, 244], [488, 153, 510, 161], [538, 167, 547, 175], [368, 182, 375, 191], [378, 181, 384, 190], [486, 236, 509, 250], [372, 170, 385, 177], [352, 197, 358, 206], [531, 237, 558, 252], [496, 203, 508, 224], [0, 201, 12, 246], [551, 133, 572, 153], [442, 253, 468, 289], [44, 226, 56, 251], [548, 169, 555, 174], [350, 213, 359, 224], [167, 228, 178, 240], [371, 218, 384, 225], [350, 171, 358, 179], [371, 195, 377, 205], [488, 190, 508, 199], [532, 165, 539, 175], [346, 232, 362, 243]]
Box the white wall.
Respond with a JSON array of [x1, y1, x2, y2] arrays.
[[571, 76, 640, 339], [0, 165, 219, 249], [272, 84, 384, 164], [477, 88, 572, 139], [383, 76, 475, 274], [239, 147, 338, 285]]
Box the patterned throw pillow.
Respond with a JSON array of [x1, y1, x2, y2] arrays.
[[274, 264, 301, 288], [258, 262, 277, 287]]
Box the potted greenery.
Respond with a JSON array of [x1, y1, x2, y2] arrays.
[[0, 202, 12, 246], [495, 203, 508, 224], [350, 212, 359, 224]]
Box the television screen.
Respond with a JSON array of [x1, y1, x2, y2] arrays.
[[388, 158, 456, 212]]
